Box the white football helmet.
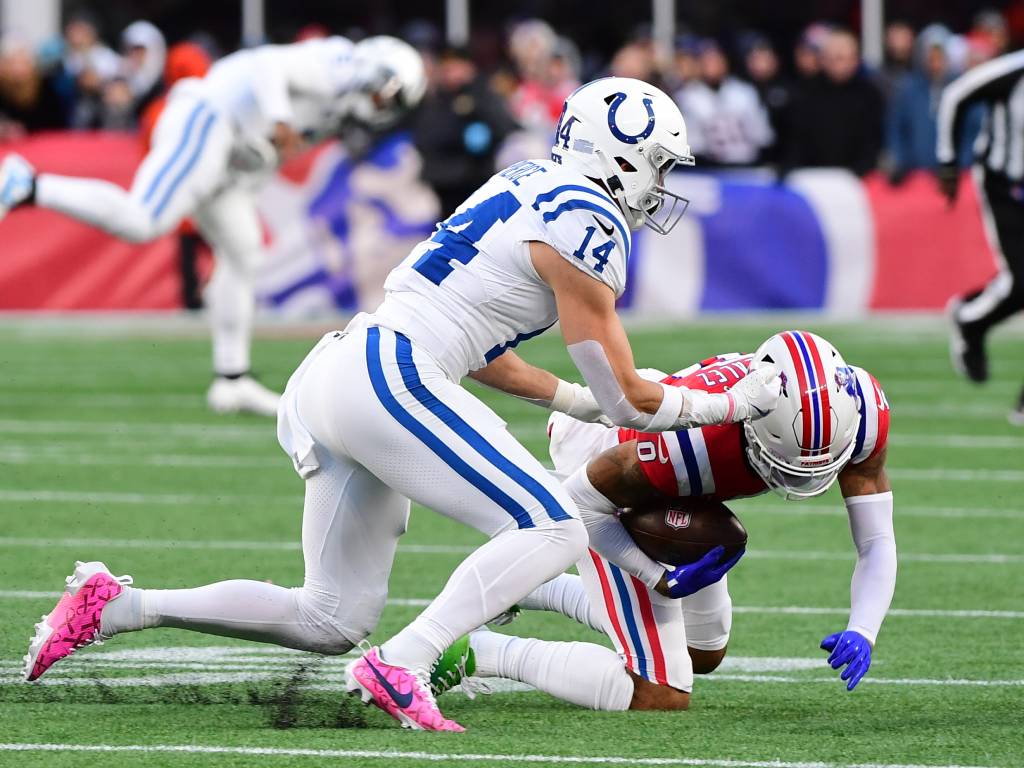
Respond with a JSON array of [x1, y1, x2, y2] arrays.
[[550, 77, 695, 234], [743, 331, 861, 499], [338, 36, 426, 129]]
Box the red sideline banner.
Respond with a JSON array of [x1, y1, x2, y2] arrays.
[[0, 132, 1002, 312], [0, 132, 180, 310]]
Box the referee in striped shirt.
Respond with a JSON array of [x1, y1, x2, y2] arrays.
[[937, 48, 1024, 425]]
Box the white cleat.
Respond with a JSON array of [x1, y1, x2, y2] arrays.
[[207, 375, 281, 417], [0, 153, 35, 219]]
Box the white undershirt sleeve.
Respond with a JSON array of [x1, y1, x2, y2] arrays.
[[563, 466, 665, 588], [844, 491, 897, 645]]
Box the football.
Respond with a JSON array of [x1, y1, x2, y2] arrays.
[[619, 497, 748, 566]]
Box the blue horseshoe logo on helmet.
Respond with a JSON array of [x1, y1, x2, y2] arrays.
[[606, 92, 655, 144]]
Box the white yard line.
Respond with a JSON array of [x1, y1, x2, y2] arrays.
[[738, 504, 1024, 520], [0, 537, 1018, 563], [2, 591, 1022, 619], [0, 490, 298, 505]]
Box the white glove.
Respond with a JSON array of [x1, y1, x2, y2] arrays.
[[549, 380, 614, 427], [726, 364, 782, 422]]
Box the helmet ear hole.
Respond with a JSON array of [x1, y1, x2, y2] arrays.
[[614, 156, 637, 172]]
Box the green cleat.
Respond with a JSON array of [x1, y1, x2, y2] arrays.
[[430, 634, 485, 698]]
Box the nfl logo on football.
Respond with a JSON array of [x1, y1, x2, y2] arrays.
[[664, 509, 691, 530]]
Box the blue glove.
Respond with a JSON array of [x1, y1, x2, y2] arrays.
[[663, 545, 744, 599], [820, 630, 872, 691]]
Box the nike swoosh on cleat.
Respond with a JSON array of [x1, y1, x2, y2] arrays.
[[365, 657, 414, 709], [752, 405, 769, 417], [592, 215, 615, 237]]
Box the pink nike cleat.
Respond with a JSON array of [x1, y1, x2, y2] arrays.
[[345, 646, 465, 732], [23, 561, 132, 682]]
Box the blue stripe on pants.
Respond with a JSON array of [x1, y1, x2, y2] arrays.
[[609, 564, 650, 680], [393, 331, 571, 524], [364, 327, 536, 529], [141, 102, 207, 207], [676, 430, 704, 496], [151, 109, 217, 220]]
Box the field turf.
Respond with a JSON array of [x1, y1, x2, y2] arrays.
[[0, 316, 1022, 768]]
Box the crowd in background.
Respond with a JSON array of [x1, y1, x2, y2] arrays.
[[0, 6, 1020, 195]]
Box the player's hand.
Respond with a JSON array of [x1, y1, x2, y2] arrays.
[[726, 365, 782, 423], [935, 163, 959, 206], [556, 382, 614, 427], [657, 545, 744, 599], [820, 630, 872, 691]]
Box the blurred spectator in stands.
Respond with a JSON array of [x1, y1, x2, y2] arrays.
[[139, 41, 213, 308], [413, 46, 517, 217], [0, 37, 68, 140], [741, 34, 792, 163], [783, 28, 883, 176], [972, 9, 1010, 55], [674, 39, 772, 166], [878, 19, 915, 98], [794, 23, 831, 83], [60, 11, 122, 129], [121, 21, 166, 118], [884, 24, 953, 181], [665, 34, 700, 92], [507, 19, 574, 129], [610, 41, 657, 82]]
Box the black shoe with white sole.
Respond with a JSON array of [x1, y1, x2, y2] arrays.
[[947, 299, 988, 383]]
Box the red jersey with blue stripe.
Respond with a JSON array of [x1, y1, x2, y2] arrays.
[[619, 354, 890, 500]]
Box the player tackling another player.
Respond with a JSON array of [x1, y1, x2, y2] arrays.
[[21, 78, 783, 731], [0, 36, 426, 416], [434, 330, 895, 711]]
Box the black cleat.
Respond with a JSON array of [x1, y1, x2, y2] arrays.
[[947, 299, 988, 383]]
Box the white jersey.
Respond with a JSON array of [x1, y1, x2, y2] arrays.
[[370, 159, 633, 379], [195, 37, 356, 143]]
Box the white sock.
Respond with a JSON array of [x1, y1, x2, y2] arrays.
[[35, 174, 164, 242], [470, 628, 633, 711], [380, 518, 586, 671], [520, 573, 603, 632], [206, 261, 255, 376], [99, 580, 355, 655]]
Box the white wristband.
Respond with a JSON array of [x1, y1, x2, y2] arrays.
[[646, 384, 685, 432], [548, 379, 575, 413]]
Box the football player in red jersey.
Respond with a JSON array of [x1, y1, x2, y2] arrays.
[[437, 331, 895, 712]]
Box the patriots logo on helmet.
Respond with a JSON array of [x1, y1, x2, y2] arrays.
[[664, 509, 691, 530], [835, 366, 857, 397]]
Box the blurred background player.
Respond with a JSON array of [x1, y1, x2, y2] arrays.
[[0, 35, 427, 416], [938, 48, 1024, 425], [439, 331, 894, 711]]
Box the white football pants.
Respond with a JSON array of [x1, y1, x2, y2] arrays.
[[105, 326, 587, 663], [33, 91, 263, 375]]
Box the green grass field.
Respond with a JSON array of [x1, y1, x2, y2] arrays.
[[0, 316, 1022, 768]]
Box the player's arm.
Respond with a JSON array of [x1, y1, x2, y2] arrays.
[[819, 446, 896, 691], [564, 440, 743, 599], [531, 241, 780, 432], [935, 51, 1024, 201], [468, 350, 609, 425]]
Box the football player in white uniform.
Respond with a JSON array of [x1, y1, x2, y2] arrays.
[[0, 36, 426, 416], [23, 78, 782, 731]]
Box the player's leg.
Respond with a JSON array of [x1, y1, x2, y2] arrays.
[[194, 186, 279, 415], [517, 572, 603, 631], [950, 166, 1024, 382], [25, 446, 409, 680], [466, 549, 693, 711], [468, 628, 634, 710], [318, 327, 585, 727], [681, 575, 733, 674], [15, 96, 230, 241]]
